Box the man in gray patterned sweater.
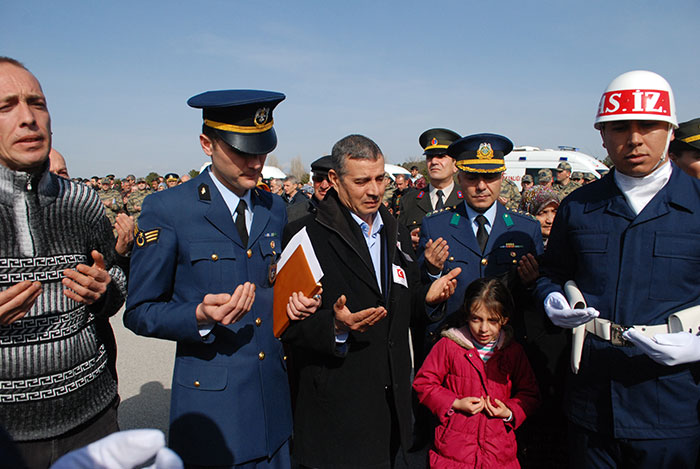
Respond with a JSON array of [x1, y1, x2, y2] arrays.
[[0, 57, 127, 467]]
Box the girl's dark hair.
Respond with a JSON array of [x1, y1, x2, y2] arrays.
[[459, 277, 515, 326]]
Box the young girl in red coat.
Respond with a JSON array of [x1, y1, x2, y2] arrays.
[[413, 277, 540, 468]]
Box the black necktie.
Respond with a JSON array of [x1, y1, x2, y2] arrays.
[[235, 199, 248, 246], [475, 214, 489, 253], [435, 189, 445, 210]]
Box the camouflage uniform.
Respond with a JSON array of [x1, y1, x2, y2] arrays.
[[499, 177, 521, 210], [97, 187, 122, 225], [126, 188, 151, 223], [553, 161, 581, 199], [553, 179, 580, 199]]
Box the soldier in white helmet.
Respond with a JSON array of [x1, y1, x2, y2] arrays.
[[535, 71, 700, 468]]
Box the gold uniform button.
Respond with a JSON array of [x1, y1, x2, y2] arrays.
[[258, 351, 265, 360], [211, 254, 219, 261], [194, 381, 200, 387], [448, 256, 454, 262], [283, 355, 287, 361], [481, 258, 488, 266], [512, 259, 517, 264], [255, 317, 262, 326], [247, 249, 253, 258]]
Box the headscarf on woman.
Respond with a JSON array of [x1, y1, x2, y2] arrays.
[[519, 185, 560, 245], [519, 185, 560, 217]]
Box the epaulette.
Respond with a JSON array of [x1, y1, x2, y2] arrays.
[[506, 207, 538, 222], [425, 205, 454, 218]]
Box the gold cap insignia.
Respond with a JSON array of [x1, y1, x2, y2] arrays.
[[254, 107, 270, 127], [477, 142, 494, 159]]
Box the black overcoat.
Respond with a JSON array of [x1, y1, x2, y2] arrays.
[[282, 189, 422, 468]]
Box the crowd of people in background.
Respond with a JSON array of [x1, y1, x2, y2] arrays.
[[3, 54, 700, 469]]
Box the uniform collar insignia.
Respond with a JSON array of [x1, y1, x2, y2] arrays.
[[198, 183, 211, 201]]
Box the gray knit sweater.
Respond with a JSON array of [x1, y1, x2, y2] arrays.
[[0, 162, 126, 441]]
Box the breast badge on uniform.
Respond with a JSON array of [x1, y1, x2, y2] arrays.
[[268, 259, 277, 285], [135, 228, 160, 248]]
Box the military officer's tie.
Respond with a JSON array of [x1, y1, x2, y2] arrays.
[[435, 189, 445, 210], [475, 214, 489, 253], [235, 199, 248, 246]]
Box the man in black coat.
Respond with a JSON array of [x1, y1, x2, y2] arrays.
[[282, 135, 459, 468]]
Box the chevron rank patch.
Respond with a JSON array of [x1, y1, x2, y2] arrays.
[[135, 228, 160, 248]]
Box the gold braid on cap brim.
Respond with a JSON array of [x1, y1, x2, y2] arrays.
[[456, 159, 506, 173], [682, 134, 700, 143], [204, 119, 274, 134], [424, 144, 449, 150]]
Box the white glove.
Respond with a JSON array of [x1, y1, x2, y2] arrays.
[[623, 329, 700, 366], [52, 429, 183, 469], [544, 292, 599, 328]]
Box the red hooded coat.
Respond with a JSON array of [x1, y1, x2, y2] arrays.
[[413, 327, 540, 468]]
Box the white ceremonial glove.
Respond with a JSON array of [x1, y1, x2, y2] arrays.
[[544, 292, 600, 328], [623, 329, 700, 366], [52, 429, 183, 469]]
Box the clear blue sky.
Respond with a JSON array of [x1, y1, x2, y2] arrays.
[[3, 1, 698, 178]]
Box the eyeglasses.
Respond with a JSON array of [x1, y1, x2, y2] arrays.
[[312, 175, 329, 183]]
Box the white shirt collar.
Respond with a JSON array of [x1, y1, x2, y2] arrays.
[[614, 161, 672, 216], [429, 181, 454, 206], [208, 167, 252, 216], [463, 200, 498, 235]]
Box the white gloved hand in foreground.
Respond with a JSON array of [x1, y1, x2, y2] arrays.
[[544, 292, 599, 328], [624, 329, 700, 366], [51, 429, 183, 469]]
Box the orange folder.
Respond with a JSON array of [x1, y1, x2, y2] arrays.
[[273, 245, 322, 338]]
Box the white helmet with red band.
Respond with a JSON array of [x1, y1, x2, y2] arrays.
[[594, 70, 677, 130]]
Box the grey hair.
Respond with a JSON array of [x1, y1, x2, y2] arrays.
[[331, 135, 383, 177], [284, 175, 299, 185]]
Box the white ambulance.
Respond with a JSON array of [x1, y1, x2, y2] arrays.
[[504, 146, 609, 190]]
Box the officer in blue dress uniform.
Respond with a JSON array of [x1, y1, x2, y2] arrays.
[[418, 133, 543, 345], [536, 71, 700, 468], [124, 90, 302, 468]]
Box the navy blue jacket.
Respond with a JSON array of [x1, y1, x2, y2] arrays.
[[535, 164, 700, 438], [418, 202, 543, 339], [124, 171, 292, 465]]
